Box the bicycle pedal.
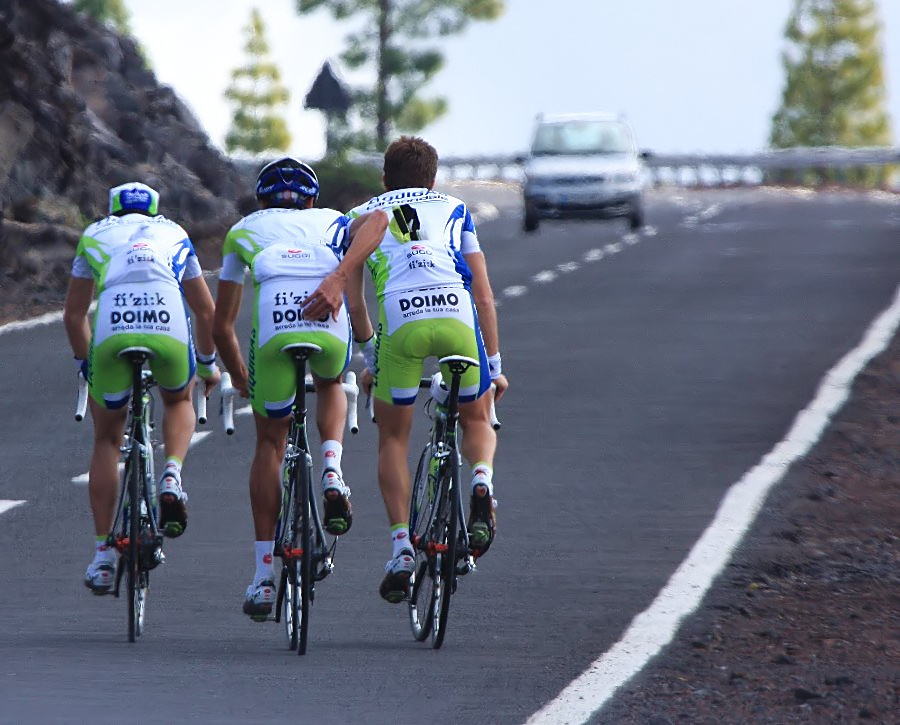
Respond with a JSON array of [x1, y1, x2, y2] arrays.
[[456, 558, 475, 576]]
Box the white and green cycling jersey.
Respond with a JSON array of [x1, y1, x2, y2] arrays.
[[339, 188, 490, 405], [341, 187, 481, 306], [71, 213, 202, 407], [220, 207, 351, 417]]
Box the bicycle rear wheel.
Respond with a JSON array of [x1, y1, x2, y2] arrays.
[[431, 454, 460, 649], [126, 444, 143, 642], [281, 560, 299, 650], [409, 445, 437, 641], [278, 466, 300, 650], [298, 455, 313, 655]]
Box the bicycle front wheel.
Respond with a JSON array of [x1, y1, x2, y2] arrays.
[[409, 445, 437, 641], [432, 453, 460, 650]]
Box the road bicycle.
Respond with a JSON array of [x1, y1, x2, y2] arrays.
[[407, 355, 500, 649], [220, 343, 358, 655], [76, 347, 209, 643], [76, 347, 162, 642]]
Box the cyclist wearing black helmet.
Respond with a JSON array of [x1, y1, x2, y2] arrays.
[[213, 157, 386, 619], [64, 182, 220, 594]]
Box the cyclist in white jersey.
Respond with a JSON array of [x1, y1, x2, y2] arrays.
[[212, 158, 386, 619], [63, 182, 220, 594], [303, 136, 508, 603]]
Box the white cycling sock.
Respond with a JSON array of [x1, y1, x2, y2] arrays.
[[94, 537, 115, 562], [391, 525, 412, 557], [472, 462, 493, 496], [161, 458, 182, 482], [321, 440, 343, 475], [254, 540, 275, 584]]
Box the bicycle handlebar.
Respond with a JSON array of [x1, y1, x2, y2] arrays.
[[218, 371, 360, 436], [196, 385, 208, 424], [75, 373, 89, 421]]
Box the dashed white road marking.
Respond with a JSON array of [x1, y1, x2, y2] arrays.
[[71, 431, 212, 485], [525, 283, 900, 724], [583, 249, 605, 262], [0, 500, 26, 516], [503, 285, 528, 298], [533, 270, 557, 283], [556, 262, 579, 273]]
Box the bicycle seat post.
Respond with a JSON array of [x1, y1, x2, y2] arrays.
[[280, 342, 322, 423], [118, 346, 155, 417]]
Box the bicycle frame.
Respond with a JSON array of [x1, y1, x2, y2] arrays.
[[217, 344, 357, 654], [108, 346, 163, 643], [408, 355, 480, 649]]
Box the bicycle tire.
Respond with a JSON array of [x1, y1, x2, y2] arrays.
[[409, 445, 437, 641], [279, 461, 300, 650], [298, 454, 313, 655], [282, 560, 299, 650], [126, 441, 142, 642], [431, 451, 460, 649]]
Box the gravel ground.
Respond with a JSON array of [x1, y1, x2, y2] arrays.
[[600, 330, 899, 724]]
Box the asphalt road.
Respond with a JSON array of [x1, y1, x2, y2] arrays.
[[0, 184, 897, 724]]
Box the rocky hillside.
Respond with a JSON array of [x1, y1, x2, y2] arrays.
[[0, 0, 253, 323]]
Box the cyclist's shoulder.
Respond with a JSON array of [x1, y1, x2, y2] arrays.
[[230, 207, 340, 234], [357, 187, 457, 211]]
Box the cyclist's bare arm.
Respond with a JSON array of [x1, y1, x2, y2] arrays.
[[302, 210, 388, 321], [182, 275, 221, 393], [345, 263, 374, 342], [63, 275, 94, 360], [212, 279, 249, 397], [183, 276, 217, 358], [464, 251, 508, 400]]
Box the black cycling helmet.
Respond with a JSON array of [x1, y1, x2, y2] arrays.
[[255, 157, 319, 205]]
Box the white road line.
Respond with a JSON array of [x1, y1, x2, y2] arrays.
[[71, 431, 212, 485], [525, 283, 900, 725], [583, 249, 605, 262], [0, 310, 63, 336], [533, 270, 557, 283], [0, 500, 26, 515], [503, 285, 528, 298]]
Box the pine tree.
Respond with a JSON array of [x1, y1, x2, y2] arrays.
[[770, 0, 892, 185], [296, 0, 504, 151], [224, 9, 292, 156], [73, 0, 132, 35]]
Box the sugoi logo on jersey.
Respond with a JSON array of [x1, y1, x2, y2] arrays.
[[127, 241, 156, 265], [281, 248, 311, 260], [406, 244, 435, 270], [398, 291, 460, 318]]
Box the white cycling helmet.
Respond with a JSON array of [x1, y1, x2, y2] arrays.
[[109, 182, 159, 216]]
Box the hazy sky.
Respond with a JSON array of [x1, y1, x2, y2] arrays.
[[122, 0, 900, 159]]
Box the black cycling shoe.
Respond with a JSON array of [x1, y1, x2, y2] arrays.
[[158, 474, 188, 538], [322, 470, 352, 536], [158, 492, 187, 538], [468, 486, 495, 557]]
